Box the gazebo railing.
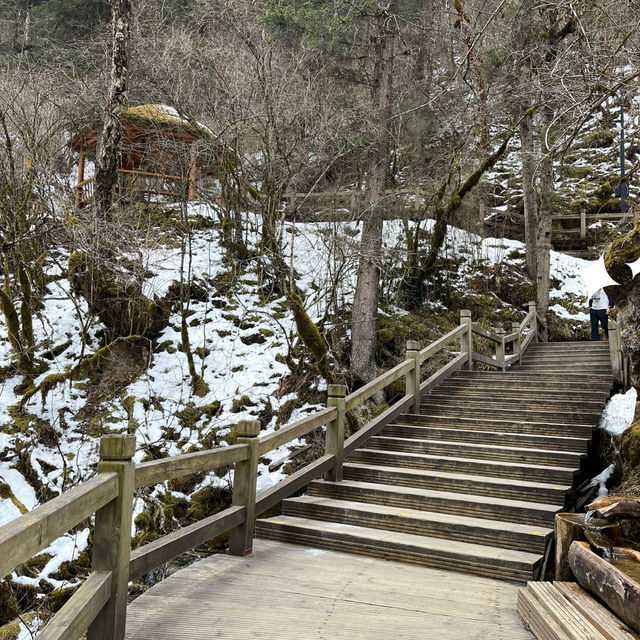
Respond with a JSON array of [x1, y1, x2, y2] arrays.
[[75, 170, 190, 208]]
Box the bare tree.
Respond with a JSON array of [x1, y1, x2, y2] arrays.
[[351, 1, 398, 387], [94, 0, 132, 216]]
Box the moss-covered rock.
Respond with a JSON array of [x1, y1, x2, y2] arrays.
[[579, 128, 615, 149], [188, 486, 231, 521], [230, 395, 256, 414], [45, 587, 75, 613], [0, 582, 19, 626], [68, 252, 170, 339]]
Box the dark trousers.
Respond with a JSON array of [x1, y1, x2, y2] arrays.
[[590, 308, 608, 340]]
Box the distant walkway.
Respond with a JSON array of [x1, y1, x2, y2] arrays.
[[124, 539, 534, 639]]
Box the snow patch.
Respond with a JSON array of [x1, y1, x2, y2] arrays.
[[599, 387, 637, 436]]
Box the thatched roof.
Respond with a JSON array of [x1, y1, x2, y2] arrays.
[[70, 104, 215, 153]]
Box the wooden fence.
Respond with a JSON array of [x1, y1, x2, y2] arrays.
[[74, 170, 190, 209], [0, 302, 570, 640]]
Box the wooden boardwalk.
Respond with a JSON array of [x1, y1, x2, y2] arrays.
[[124, 539, 534, 639]]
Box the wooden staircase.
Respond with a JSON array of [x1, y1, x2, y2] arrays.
[[256, 342, 613, 582]]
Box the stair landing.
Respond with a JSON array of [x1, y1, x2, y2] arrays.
[[124, 539, 534, 640]]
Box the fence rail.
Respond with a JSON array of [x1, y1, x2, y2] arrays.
[[74, 170, 190, 209], [0, 303, 552, 640]]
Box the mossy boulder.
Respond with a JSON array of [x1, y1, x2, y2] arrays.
[[188, 486, 231, 522], [0, 582, 19, 626], [579, 128, 615, 149], [45, 587, 75, 613], [620, 421, 640, 470], [68, 252, 170, 339]]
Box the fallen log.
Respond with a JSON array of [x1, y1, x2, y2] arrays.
[[587, 497, 640, 522], [568, 540, 640, 634]]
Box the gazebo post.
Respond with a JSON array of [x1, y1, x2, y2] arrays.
[[187, 142, 196, 201], [75, 152, 85, 208]]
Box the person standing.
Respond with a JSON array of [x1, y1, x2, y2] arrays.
[[589, 288, 611, 340]]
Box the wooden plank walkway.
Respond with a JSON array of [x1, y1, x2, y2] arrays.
[[124, 539, 534, 639]]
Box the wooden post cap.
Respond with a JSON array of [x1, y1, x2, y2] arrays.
[[236, 421, 260, 438], [100, 434, 136, 460], [610, 321, 617, 330], [527, 300, 536, 309], [406, 340, 421, 352], [460, 309, 471, 319], [327, 384, 346, 398]]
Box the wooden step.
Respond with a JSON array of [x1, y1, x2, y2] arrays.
[[383, 424, 589, 453], [527, 342, 609, 350], [424, 394, 605, 410], [437, 376, 610, 389], [419, 403, 600, 424], [554, 582, 639, 640], [452, 371, 613, 385], [342, 463, 570, 505], [397, 414, 594, 438], [363, 436, 584, 468], [348, 448, 578, 484], [518, 587, 573, 640], [513, 364, 612, 373], [518, 582, 610, 640], [520, 355, 611, 364], [433, 383, 610, 402], [307, 479, 562, 528], [282, 495, 553, 553], [255, 516, 541, 582]]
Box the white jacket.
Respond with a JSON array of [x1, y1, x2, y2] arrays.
[[590, 288, 610, 311]]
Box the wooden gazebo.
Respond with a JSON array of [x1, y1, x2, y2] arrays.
[[70, 104, 224, 208]]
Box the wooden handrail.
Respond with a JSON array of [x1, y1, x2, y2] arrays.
[[37, 571, 112, 640], [343, 395, 414, 456], [0, 473, 118, 579], [345, 360, 414, 411], [418, 324, 466, 364], [258, 408, 336, 456], [519, 309, 535, 331], [471, 323, 502, 344], [129, 506, 245, 579], [118, 169, 182, 180], [134, 444, 248, 488], [420, 353, 468, 391], [256, 454, 336, 515]]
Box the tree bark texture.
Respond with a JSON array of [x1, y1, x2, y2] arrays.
[[536, 106, 553, 341], [94, 0, 131, 217], [568, 541, 640, 634], [520, 103, 538, 281], [351, 1, 397, 386]]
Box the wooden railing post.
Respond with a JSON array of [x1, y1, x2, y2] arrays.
[[460, 310, 473, 370], [496, 328, 506, 371], [609, 321, 621, 383], [87, 434, 136, 640], [528, 300, 538, 342], [511, 321, 521, 362], [405, 340, 421, 414], [229, 420, 260, 557], [325, 384, 346, 482], [580, 209, 586, 240], [75, 152, 85, 208]]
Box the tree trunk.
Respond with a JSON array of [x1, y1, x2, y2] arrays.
[[520, 102, 538, 281], [351, 1, 397, 386], [535, 108, 555, 342], [94, 0, 132, 217]]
